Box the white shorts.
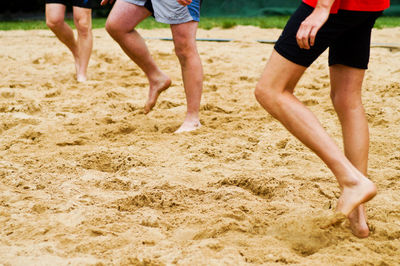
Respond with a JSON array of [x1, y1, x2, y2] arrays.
[[124, 0, 201, 24]]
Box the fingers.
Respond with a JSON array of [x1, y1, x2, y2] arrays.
[[309, 26, 319, 47], [296, 9, 330, 49], [296, 22, 312, 50], [296, 22, 320, 50], [177, 0, 192, 6], [100, 0, 114, 6]]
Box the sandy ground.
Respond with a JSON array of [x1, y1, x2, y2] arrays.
[[0, 25, 399, 265]]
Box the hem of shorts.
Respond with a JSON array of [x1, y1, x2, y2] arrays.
[[73, 5, 92, 9], [155, 17, 198, 25], [123, 0, 144, 6], [45, 2, 91, 8], [329, 62, 368, 70], [274, 46, 311, 68]]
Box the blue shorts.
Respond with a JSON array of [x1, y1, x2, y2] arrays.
[[123, 0, 201, 24], [45, 0, 92, 9]]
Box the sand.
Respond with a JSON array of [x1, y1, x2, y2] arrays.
[[0, 26, 399, 265]]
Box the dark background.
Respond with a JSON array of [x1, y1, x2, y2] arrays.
[[0, 0, 106, 20], [1, 0, 399, 20]]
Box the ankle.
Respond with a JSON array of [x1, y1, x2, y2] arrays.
[[343, 176, 360, 188], [148, 70, 167, 84], [184, 112, 199, 122]]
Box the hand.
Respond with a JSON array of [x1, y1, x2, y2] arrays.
[[177, 0, 192, 6], [296, 8, 330, 49], [100, 0, 115, 6]]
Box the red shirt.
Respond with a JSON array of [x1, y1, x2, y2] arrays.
[[302, 0, 390, 13]]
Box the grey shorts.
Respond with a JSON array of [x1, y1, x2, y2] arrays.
[[123, 0, 201, 24]]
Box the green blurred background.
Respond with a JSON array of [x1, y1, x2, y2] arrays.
[[202, 0, 400, 16], [0, 0, 399, 30], [1, 0, 400, 19]]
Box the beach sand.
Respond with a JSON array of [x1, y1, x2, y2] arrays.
[[0, 26, 399, 265]]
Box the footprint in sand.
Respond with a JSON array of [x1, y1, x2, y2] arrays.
[[319, 212, 347, 229]]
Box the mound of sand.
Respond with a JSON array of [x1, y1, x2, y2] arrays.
[[0, 26, 399, 265]]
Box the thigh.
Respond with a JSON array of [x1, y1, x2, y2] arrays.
[[73, 6, 92, 28], [330, 65, 365, 97], [274, 3, 331, 68], [107, 0, 151, 30], [170, 21, 198, 49], [45, 3, 67, 22], [275, 3, 375, 68], [329, 12, 382, 69], [258, 50, 306, 94]]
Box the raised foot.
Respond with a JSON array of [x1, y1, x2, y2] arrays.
[[144, 77, 171, 114], [337, 176, 377, 217], [174, 120, 201, 133]]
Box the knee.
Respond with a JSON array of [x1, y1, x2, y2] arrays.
[[46, 16, 64, 30], [254, 83, 264, 104], [105, 18, 115, 36], [105, 18, 125, 40], [254, 82, 278, 114], [174, 43, 195, 63], [75, 17, 92, 37], [330, 90, 362, 112]]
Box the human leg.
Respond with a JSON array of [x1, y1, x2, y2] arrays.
[[330, 64, 370, 238], [105, 0, 171, 112], [255, 51, 376, 217], [330, 65, 368, 175], [73, 6, 93, 82], [327, 11, 381, 236], [170, 21, 203, 133], [46, 4, 79, 71]]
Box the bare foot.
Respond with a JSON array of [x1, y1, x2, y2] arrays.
[[144, 74, 171, 114], [73, 53, 80, 73], [348, 204, 370, 238], [77, 74, 87, 83], [336, 174, 376, 217], [175, 119, 201, 133], [73, 54, 87, 82]]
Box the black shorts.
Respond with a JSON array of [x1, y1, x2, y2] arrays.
[[274, 3, 382, 69], [45, 0, 92, 9]]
